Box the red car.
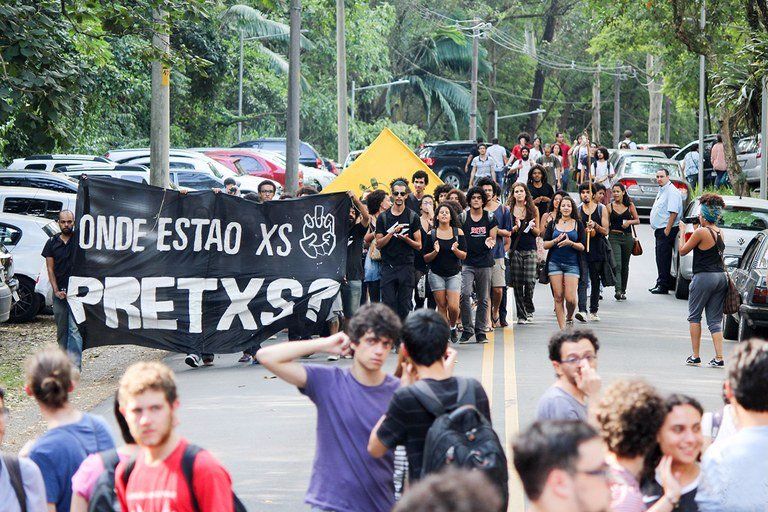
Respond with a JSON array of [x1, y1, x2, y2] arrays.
[[203, 149, 303, 187]]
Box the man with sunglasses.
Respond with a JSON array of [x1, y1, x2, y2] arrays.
[[375, 179, 422, 320], [537, 329, 602, 421]]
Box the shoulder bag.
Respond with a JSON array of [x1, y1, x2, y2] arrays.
[[631, 225, 643, 256], [707, 228, 741, 315]]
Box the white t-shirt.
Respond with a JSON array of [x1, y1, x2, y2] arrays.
[[516, 159, 533, 184], [593, 160, 613, 184], [486, 144, 507, 170], [529, 147, 542, 163]]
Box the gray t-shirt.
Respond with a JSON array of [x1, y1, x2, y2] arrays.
[[536, 385, 587, 421], [472, 155, 497, 177], [0, 455, 47, 512]]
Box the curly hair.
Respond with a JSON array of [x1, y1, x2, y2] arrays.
[[596, 380, 666, 459], [699, 193, 726, 209], [447, 189, 468, 209], [435, 203, 460, 227], [390, 177, 411, 192], [393, 467, 503, 512], [548, 329, 600, 362], [347, 303, 402, 346], [728, 338, 768, 411]]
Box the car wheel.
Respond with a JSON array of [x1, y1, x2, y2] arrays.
[[674, 271, 690, 300], [9, 276, 42, 323], [738, 314, 755, 342], [441, 170, 462, 190], [723, 314, 739, 340]]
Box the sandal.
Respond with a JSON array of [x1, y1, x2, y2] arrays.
[[492, 316, 500, 328]]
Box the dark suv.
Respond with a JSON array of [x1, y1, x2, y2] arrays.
[[233, 138, 324, 169], [417, 141, 478, 190]]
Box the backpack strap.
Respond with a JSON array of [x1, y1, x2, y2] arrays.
[[1, 454, 26, 512], [181, 444, 204, 512], [98, 449, 121, 472], [411, 381, 446, 418], [120, 455, 137, 490], [455, 377, 476, 407], [453, 227, 459, 240]]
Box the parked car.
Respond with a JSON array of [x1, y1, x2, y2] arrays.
[[637, 144, 681, 158], [0, 277, 11, 323], [612, 157, 691, 218], [202, 149, 294, 187], [0, 243, 15, 324], [322, 158, 339, 175], [7, 154, 112, 172], [671, 135, 742, 187], [59, 164, 150, 184], [607, 149, 666, 170], [0, 213, 59, 322], [417, 140, 478, 189], [725, 229, 768, 340], [736, 135, 762, 185], [0, 170, 79, 193], [671, 195, 768, 299], [233, 138, 325, 169], [0, 187, 77, 220]]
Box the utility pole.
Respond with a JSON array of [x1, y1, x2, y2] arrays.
[[336, 0, 349, 164], [760, 76, 767, 199], [285, 0, 302, 195], [664, 96, 671, 144], [613, 73, 621, 148], [591, 65, 601, 144], [469, 20, 479, 140], [150, 8, 170, 188], [698, 0, 706, 193], [238, 29, 244, 143]]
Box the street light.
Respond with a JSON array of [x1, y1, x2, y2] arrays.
[[350, 79, 410, 122], [493, 109, 546, 139]]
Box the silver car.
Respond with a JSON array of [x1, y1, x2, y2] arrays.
[[613, 157, 691, 218], [671, 195, 768, 299], [736, 136, 761, 185]]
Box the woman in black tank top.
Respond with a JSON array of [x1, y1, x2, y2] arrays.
[[677, 194, 728, 368], [608, 183, 640, 300]]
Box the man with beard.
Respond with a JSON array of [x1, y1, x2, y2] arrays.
[[508, 147, 533, 188], [536, 330, 602, 421], [376, 179, 422, 319], [406, 170, 429, 213], [42, 210, 84, 369], [115, 362, 237, 512]]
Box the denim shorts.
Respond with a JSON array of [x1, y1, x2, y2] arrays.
[[428, 272, 462, 292], [548, 260, 580, 277]]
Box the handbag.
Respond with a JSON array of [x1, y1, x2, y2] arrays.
[[707, 227, 740, 315], [631, 225, 643, 256], [368, 225, 382, 261]]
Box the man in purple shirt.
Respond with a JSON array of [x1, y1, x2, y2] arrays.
[[257, 303, 402, 512]]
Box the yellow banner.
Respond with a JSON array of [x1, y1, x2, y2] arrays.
[[323, 128, 443, 195]]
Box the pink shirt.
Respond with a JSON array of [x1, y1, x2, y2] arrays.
[[607, 459, 645, 512], [710, 142, 726, 171], [71, 451, 131, 500]]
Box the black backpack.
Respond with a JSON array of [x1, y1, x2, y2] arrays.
[[122, 444, 247, 512], [411, 378, 509, 508], [88, 449, 121, 512], [1, 453, 27, 512]]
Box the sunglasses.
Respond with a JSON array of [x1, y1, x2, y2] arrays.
[[392, 191, 408, 197]]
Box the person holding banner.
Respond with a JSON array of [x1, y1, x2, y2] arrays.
[[364, 190, 391, 304], [376, 179, 422, 320]]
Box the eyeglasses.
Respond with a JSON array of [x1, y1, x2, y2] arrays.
[[560, 354, 597, 365], [392, 191, 408, 197]]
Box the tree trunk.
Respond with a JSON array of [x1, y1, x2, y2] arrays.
[[525, 0, 560, 134], [646, 54, 663, 144], [721, 107, 749, 195]]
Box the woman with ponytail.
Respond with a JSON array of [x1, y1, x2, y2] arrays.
[[677, 194, 728, 368], [22, 348, 114, 512]]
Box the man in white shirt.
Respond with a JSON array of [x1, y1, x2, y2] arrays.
[[649, 169, 683, 294], [682, 144, 700, 189], [486, 138, 509, 185]]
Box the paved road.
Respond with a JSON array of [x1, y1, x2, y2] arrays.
[[91, 223, 735, 511]]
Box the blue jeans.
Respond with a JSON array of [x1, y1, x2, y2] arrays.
[[715, 171, 729, 188], [340, 280, 362, 318], [53, 295, 83, 369], [687, 175, 698, 189]]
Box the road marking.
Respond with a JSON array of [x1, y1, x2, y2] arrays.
[[503, 325, 525, 511], [481, 329, 495, 408]]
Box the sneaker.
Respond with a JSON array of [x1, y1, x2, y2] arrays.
[[517, 317, 529, 325], [528, 314, 534, 322], [202, 355, 215, 366], [342, 354, 353, 359], [707, 358, 725, 368], [565, 319, 574, 327], [575, 311, 588, 323], [458, 332, 474, 344], [185, 354, 202, 368], [685, 355, 701, 366], [588, 313, 600, 322], [251, 358, 261, 365], [450, 327, 459, 344], [476, 333, 488, 344], [238, 353, 252, 363], [620, 293, 627, 300], [327, 354, 340, 361], [615, 292, 622, 300]]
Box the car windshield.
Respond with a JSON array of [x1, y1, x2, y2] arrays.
[[689, 204, 768, 231], [626, 161, 679, 177]]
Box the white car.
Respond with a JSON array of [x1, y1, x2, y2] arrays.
[[8, 154, 113, 172], [0, 187, 77, 220], [0, 213, 60, 321], [255, 150, 336, 191]]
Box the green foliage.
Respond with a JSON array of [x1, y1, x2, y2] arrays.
[[351, 119, 426, 150]]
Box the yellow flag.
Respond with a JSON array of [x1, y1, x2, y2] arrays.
[[322, 128, 443, 195]]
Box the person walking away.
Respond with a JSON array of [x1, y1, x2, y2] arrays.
[[696, 339, 768, 511], [479, 178, 512, 328], [42, 210, 83, 370], [258, 304, 402, 512], [458, 188, 498, 343], [70, 395, 139, 512], [642, 395, 705, 512], [622, 129, 638, 150], [22, 348, 115, 512], [710, 135, 727, 188], [543, 196, 585, 329], [650, 168, 684, 294], [406, 170, 429, 213], [683, 144, 701, 190], [677, 194, 728, 368], [592, 147, 614, 205], [536, 329, 602, 422], [424, 204, 467, 342], [513, 421, 611, 512], [469, 143, 498, 187], [537, 144, 562, 190], [554, 133, 571, 189], [528, 165, 555, 220], [608, 183, 640, 300], [576, 184, 610, 322], [414, 195, 434, 310], [340, 191, 370, 326], [529, 136, 543, 163], [115, 362, 238, 512], [0, 386, 47, 512], [464, 138, 484, 176], [486, 138, 509, 186], [376, 179, 422, 319], [508, 183, 540, 324], [363, 190, 391, 303]]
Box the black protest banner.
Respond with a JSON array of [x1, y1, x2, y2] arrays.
[[70, 177, 351, 354]]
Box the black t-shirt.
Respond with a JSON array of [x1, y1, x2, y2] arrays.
[[424, 228, 467, 277], [462, 210, 497, 268], [529, 182, 554, 219], [41, 233, 77, 290], [641, 477, 699, 512], [346, 222, 367, 281], [375, 209, 421, 266], [414, 222, 431, 273], [377, 377, 491, 481], [405, 193, 422, 214]]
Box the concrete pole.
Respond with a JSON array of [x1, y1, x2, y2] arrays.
[[336, 0, 349, 164], [285, 0, 302, 194], [591, 65, 601, 144], [664, 96, 671, 144], [613, 73, 621, 148], [238, 29, 244, 143], [760, 76, 767, 199], [150, 8, 170, 188], [698, 0, 706, 193], [493, 110, 498, 140], [469, 22, 479, 140], [350, 81, 355, 123]]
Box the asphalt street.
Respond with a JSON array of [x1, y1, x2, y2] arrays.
[[90, 223, 736, 511]]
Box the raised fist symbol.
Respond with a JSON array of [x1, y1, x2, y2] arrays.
[[300, 205, 336, 259]]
